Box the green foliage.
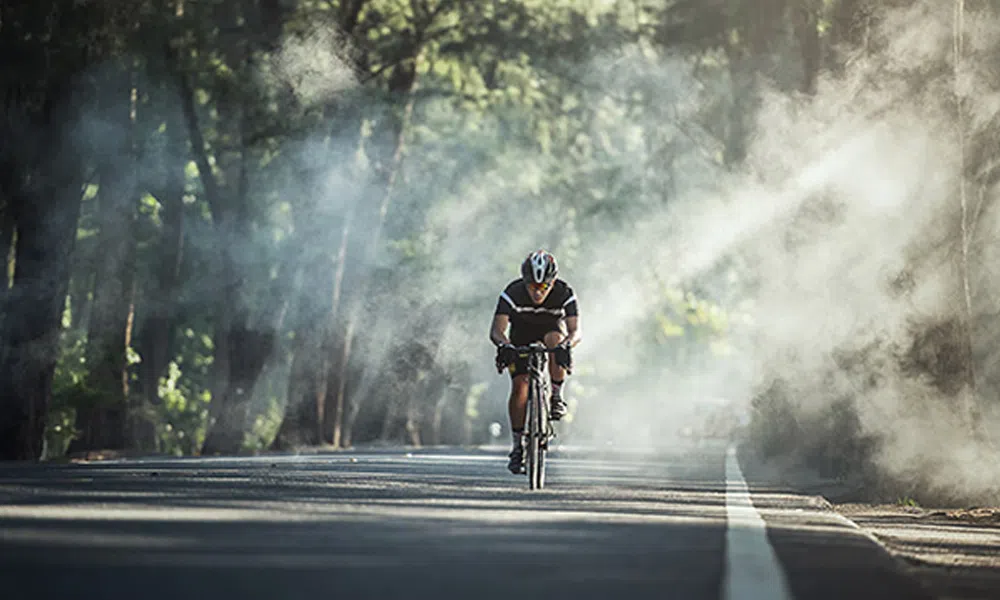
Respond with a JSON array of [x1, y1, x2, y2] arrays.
[[156, 361, 212, 456], [27, 0, 954, 465], [244, 397, 285, 453], [138, 193, 162, 227], [147, 323, 218, 455], [46, 330, 89, 458], [465, 382, 489, 420], [41, 406, 77, 461]]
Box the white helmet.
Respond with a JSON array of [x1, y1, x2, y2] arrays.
[[521, 250, 558, 285]]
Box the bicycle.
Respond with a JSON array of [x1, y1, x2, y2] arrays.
[[506, 343, 564, 490]]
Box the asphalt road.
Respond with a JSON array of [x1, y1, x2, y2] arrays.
[[0, 442, 935, 600]]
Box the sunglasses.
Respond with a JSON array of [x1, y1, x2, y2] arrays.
[[528, 281, 551, 293]]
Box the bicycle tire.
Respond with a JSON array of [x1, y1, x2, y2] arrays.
[[537, 373, 550, 489], [535, 426, 546, 489], [527, 372, 546, 490]]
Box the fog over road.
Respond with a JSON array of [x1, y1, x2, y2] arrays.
[[0, 443, 933, 600]]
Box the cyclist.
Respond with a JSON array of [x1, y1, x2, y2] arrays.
[[490, 249, 580, 474]]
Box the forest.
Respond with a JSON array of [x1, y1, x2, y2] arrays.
[[2, 0, 999, 504]]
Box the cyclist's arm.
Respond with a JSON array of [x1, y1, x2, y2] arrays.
[[490, 314, 511, 347], [563, 316, 581, 348]]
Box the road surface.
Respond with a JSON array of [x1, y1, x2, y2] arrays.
[[0, 442, 936, 599]]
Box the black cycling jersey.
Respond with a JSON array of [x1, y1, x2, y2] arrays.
[[494, 278, 578, 345]]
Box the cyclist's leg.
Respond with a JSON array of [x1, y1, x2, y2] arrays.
[[543, 328, 569, 419], [507, 367, 530, 473], [507, 372, 530, 434], [543, 328, 569, 379], [506, 332, 537, 432]]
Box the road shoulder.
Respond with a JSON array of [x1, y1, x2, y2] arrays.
[[734, 446, 1000, 600], [835, 503, 1000, 600]]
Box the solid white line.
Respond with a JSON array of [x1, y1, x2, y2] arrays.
[[723, 445, 794, 600]]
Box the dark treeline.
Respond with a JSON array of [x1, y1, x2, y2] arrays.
[[2, 1, 1000, 505]]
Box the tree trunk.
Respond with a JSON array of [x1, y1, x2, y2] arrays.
[[202, 323, 276, 454], [327, 320, 355, 447], [430, 386, 451, 446], [0, 0, 107, 461], [340, 365, 367, 447], [724, 44, 752, 168], [378, 382, 400, 443], [794, 3, 821, 95], [0, 152, 84, 460], [173, 48, 270, 455], [272, 337, 327, 449], [403, 382, 427, 447], [183, 0, 298, 453], [405, 395, 422, 447], [271, 248, 335, 450], [130, 78, 187, 453], [70, 68, 138, 454], [272, 143, 355, 449], [831, 0, 872, 48], [271, 0, 377, 450], [201, 119, 283, 455], [0, 115, 17, 312], [952, 0, 987, 441], [0, 204, 13, 302], [327, 60, 419, 446], [201, 184, 272, 454], [136, 88, 186, 414]]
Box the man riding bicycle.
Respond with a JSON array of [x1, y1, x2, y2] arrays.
[[490, 250, 580, 474]]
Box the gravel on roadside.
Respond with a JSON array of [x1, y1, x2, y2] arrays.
[[835, 503, 1000, 600]]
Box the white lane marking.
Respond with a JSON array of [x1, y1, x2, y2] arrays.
[[723, 445, 793, 600]]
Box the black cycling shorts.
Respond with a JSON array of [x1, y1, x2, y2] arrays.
[[508, 326, 566, 378]]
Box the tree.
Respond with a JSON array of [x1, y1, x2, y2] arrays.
[[0, 1, 119, 459], [70, 55, 141, 454]]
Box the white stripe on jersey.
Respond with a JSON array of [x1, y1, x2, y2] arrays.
[[507, 305, 566, 317], [499, 289, 570, 317]]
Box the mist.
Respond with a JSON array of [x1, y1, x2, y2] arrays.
[[206, 0, 1000, 505], [9, 0, 1000, 502], [539, 1, 1000, 503], [250, 0, 1000, 504]]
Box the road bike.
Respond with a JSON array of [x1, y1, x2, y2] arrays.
[[509, 343, 560, 490]]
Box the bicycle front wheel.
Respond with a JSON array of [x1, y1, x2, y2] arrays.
[[527, 376, 546, 490]]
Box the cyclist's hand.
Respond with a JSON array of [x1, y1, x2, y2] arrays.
[[495, 343, 516, 373], [554, 343, 573, 372]]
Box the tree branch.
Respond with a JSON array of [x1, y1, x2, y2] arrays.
[[166, 44, 224, 223]]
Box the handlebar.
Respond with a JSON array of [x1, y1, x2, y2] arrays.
[[508, 343, 559, 353], [496, 342, 572, 374]]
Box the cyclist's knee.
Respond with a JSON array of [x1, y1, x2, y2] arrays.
[[543, 331, 565, 347]]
